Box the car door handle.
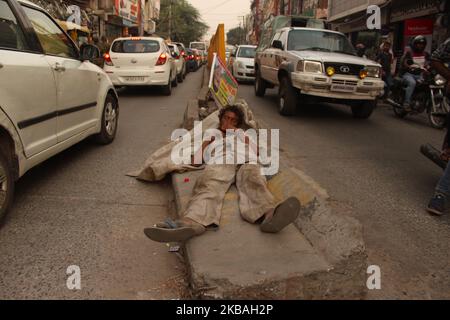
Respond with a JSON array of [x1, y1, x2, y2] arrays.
[[53, 63, 66, 72]]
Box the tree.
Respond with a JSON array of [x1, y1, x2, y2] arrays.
[[227, 27, 245, 46], [156, 0, 209, 45]]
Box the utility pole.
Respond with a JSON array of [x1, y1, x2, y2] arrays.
[[238, 15, 245, 45], [168, 0, 172, 40]]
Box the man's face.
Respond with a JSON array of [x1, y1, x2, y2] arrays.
[[220, 111, 239, 131], [415, 43, 425, 52], [383, 43, 390, 52]]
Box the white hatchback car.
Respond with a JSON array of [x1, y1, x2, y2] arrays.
[[104, 36, 178, 96], [0, 0, 119, 222], [168, 43, 185, 83], [231, 45, 257, 82]]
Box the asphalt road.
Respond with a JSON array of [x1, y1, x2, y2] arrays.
[[238, 83, 450, 299], [1, 66, 449, 299], [0, 68, 205, 299]]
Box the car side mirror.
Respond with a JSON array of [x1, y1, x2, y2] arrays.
[[80, 44, 101, 62], [272, 40, 283, 50]]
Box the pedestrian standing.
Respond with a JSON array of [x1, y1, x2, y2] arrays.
[[377, 40, 394, 99]]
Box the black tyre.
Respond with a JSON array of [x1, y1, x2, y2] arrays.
[[95, 94, 119, 145], [177, 72, 184, 83], [162, 76, 172, 96], [172, 74, 178, 87], [0, 149, 15, 226], [254, 68, 267, 97], [278, 76, 298, 116], [351, 100, 376, 119]]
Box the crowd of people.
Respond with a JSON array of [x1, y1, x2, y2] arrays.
[[357, 35, 450, 217]]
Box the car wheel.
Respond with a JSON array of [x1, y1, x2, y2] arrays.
[[177, 72, 184, 83], [172, 73, 178, 87], [95, 94, 119, 145], [278, 76, 298, 116], [255, 68, 267, 97], [0, 147, 14, 226], [162, 75, 172, 96], [351, 100, 376, 119]]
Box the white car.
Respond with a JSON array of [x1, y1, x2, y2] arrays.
[[103, 36, 178, 96], [231, 45, 257, 82], [0, 0, 119, 221], [168, 43, 185, 83]]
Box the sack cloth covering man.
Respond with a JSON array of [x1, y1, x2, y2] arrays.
[[144, 105, 301, 243]]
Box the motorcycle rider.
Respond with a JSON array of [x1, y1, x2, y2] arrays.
[[399, 35, 431, 112], [427, 37, 450, 216]]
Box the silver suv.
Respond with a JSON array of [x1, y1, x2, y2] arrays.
[[254, 27, 384, 118]]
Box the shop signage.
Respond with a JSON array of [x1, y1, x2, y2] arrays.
[[391, 0, 440, 22], [404, 18, 434, 52], [115, 0, 140, 23]]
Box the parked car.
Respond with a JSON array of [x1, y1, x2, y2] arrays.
[[230, 45, 257, 82], [173, 42, 188, 77], [191, 49, 202, 70], [103, 36, 178, 95], [254, 27, 384, 118], [189, 41, 207, 52], [168, 43, 185, 83], [0, 0, 119, 222], [185, 49, 198, 72]]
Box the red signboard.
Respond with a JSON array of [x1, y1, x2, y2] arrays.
[[404, 18, 433, 52]]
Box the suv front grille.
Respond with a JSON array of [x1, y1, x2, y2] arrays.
[[324, 63, 364, 76]]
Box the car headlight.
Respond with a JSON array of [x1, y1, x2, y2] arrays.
[[364, 66, 381, 78], [303, 60, 323, 74], [435, 75, 446, 86], [237, 61, 244, 68]]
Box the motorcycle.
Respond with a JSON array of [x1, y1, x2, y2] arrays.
[[387, 66, 449, 129]]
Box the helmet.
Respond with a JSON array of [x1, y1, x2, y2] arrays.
[[411, 35, 427, 52]]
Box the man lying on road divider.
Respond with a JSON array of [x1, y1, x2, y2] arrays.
[[143, 105, 300, 243]]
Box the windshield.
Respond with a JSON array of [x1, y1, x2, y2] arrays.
[[190, 42, 206, 50], [287, 30, 356, 55], [238, 47, 256, 58], [112, 40, 160, 53]]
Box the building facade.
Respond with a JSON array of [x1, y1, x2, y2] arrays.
[[248, 0, 329, 44], [29, 0, 160, 44], [328, 0, 450, 67]]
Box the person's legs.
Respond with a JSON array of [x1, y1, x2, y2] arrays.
[[428, 162, 450, 216], [144, 165, 237, 242], [236, 164, 300, 233], [384, 73, 393, 97], [183, 164, 236, 226], [402, 73, 417, 110], [235, 164, 276, 223]]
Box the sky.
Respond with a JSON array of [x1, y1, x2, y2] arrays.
[[188, 0, 252, 40]]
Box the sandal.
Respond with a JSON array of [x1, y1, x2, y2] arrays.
[[260, 197, 300, 233]]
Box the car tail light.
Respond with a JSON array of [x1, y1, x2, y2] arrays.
[[196, 56, 200, 61], [103, 53, 113, 66], [156, 53, 167, 66]]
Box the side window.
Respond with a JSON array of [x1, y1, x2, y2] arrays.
[[0, 0, 29, 50], [21, 5, 78, 59], [271, 32, 281, 48], [279, 31, 287, 50]]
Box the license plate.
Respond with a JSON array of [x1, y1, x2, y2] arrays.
[[331, 85, 355, 92], [125, 76, 145, 81]]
